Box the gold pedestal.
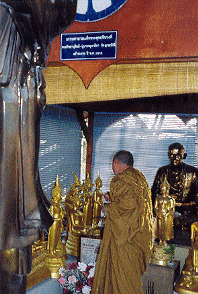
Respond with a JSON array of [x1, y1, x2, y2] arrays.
[[27, 240, 50, 290], [151, 244, 173, 266], [45, 240, 67, 278], [45, 254, 66, 278]]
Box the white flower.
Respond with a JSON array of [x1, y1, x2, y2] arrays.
[[68, 275, 77, 284], [77, 262, 87, 272], [82, 285, 91, 294], [58, 267, 66, 276], [88, 267, 95, 278]]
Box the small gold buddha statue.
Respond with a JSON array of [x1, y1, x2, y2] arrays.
[[93, 172, 104, 228], [82, 173, 93, 229], [151, 176, 176, 266], [66, 173, 82, 201], [191, 222, 198, 272], [45, 175, 66, 278], [47, 176, 64, 257], [154, 176, 175, 245], [65, 183, 85, 257], [66, 184, 85, 236]]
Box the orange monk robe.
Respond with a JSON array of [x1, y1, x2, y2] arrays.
[[92, 167, 153, 294]]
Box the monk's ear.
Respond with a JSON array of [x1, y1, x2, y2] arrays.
[[183, 153, 187, 159]]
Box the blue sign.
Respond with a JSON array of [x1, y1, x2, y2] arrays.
[[60, 31, 117, 61], [76, 0, 128, 22]]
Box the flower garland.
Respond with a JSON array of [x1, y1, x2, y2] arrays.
[[58, 262, 95, 294]]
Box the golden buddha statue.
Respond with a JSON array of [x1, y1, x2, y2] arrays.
[[151, 176, 176, 266], [45, 175, 66, 278], [191, 222, 198, 273], [191, 222, 198, 248], [154, 176, 175, 245], [47, 176, 64, 257], [64, 172, 104, 257], [65, 182, 85, 257], [65, 183, 84, 236], [66, 173, 82, 201], [93, 172, 104, 228], [174, 222, 198, 293], [82, 173, 93, 229]]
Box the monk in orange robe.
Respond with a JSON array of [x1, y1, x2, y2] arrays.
[[92, 150, 153, 294]]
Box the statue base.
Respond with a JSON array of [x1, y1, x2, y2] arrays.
[[45, 240, 67, 279], [27, 240, 50, 290], [150, 243, 174, 266], [45, 254, 66, 278]]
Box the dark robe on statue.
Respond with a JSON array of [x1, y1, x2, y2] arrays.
[[0, 1, 77, 293]]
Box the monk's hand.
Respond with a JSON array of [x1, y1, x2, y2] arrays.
[[104, 192, 110, 201]]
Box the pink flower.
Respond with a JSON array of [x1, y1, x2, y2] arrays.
[[58, 277, 66, 285], [68, 275, 77, 284]]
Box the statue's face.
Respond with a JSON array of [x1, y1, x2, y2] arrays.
[[168, 148, 185, 166]]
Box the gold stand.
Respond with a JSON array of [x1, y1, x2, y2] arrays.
[[27, 240, 50, 290], [45, 238, 67, 278], [45, 254, 66, 278], [151, 243, 174, 266]]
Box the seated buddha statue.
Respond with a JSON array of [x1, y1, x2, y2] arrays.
[[65, 183, 85, 236], [65, 182, 85, 257], [66, 173, 82, 202]]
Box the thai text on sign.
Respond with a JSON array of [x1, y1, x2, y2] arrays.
[[60, 31, 117, 60]]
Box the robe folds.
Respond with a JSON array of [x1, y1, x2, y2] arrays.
[[92, 167, 153, 294]]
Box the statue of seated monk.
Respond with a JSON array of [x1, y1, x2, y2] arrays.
[[152, 142, 198, 245]]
